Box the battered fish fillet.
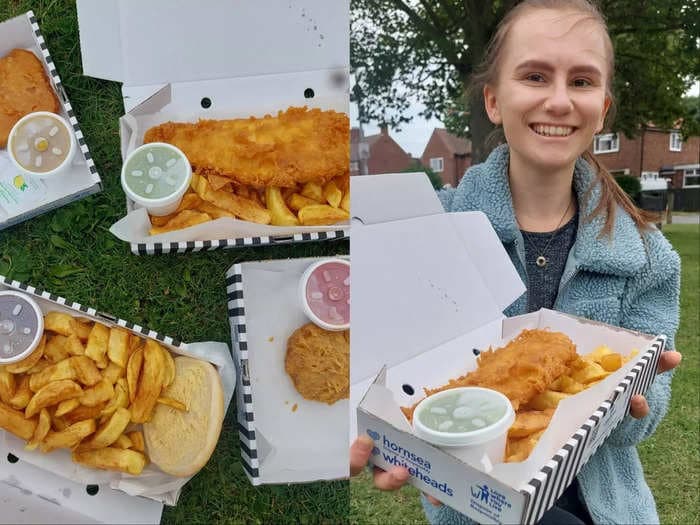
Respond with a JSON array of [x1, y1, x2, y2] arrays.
[[0, 49, 60, 148], [144, 107, 349, 189], [285, 323, 349, 405], [402, 329, 577, 420]]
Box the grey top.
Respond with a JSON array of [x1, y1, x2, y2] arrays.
[[521, 213, 578, 312]]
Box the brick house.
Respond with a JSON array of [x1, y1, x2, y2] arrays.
[[591, 127, 700, 189], [420, 128, 472, 187], [352, 125, 413, 175]]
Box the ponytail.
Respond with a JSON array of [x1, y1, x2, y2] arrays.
[[581, 151, 660, 237]]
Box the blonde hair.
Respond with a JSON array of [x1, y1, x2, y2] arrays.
[[471, 0, 657, 236]]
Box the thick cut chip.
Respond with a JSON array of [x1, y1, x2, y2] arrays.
[[600, 353, 623, 372], [41, 419, 96, 453], [340, 191, 350, 213], [5, 335, 45, 373], [266, 187, 299, 226], [570, 360, 609, 384], [113, 434, 133, 449], [80, 379, 114, 407], [29, 356, 101, 392], [196, 200, 235, 219], [107, 328, 130, 368], [0, 368, 15, 404], [44, 335, 70, 363], [72, 447, 147, 475], [25, 408, 51, 450], [130, 341, 165, 423], [85, 323, 109, 368], [63, 403, 105, 426], [149, 209, 212, 236], [300, 181, 324, 202], [101, 382, 129, 417], [127, 348, 144, 403], [25, 379, 83, 418], [0, 401, 37, 440], [54, 398, 80, 417], [103, 362, 125, 385], [65, 334, 85, 356], [508, 409, 554, 439], [72, 319, 93, 342], [9, 374, 32, 409], [506, 429, 546, 462], [191, 172, 271, 224], [524, 390, 571, 411], [43, 312, 75, 336], [298, 204, 349, 226], [77, 407, 131, 450], [152, 342, 175, 387], [127, 430, 145, 452], [150, 193, 204, 226], [288, 193, 319, 211], [548, 375, 585, 394], [323, 179, 342, 208]]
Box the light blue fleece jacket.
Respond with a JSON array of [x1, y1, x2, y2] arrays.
[[423, 144, 681, 525]]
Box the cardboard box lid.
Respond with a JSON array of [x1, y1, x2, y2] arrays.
[[77, 0, 349, 87], [350, 172, 525, 384]]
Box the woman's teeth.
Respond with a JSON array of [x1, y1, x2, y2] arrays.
[[531, 124, 574, 137]]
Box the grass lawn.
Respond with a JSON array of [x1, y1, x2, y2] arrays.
[[0, 2, 348, 524], [351, 223, 700, 525]]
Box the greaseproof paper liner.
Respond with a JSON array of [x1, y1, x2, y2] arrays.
[[110, 78, 349, 253], [0, 277, 235, 506]]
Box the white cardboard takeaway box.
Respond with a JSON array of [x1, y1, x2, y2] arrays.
[[226, 256, 348, 484], [350, 173, 666, 524], [76, 0, 349, 255], [0, 277, 236, 524], [0, 11, 101, 231]]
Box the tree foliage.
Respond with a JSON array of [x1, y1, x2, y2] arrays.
[[351, 0, 700, 162]]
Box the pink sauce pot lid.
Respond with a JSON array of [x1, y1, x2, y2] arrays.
[[0, 291, 44, 364], [298, 258, 350, 331]]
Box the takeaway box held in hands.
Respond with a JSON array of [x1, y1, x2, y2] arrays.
[[350, 173, 666, 525]]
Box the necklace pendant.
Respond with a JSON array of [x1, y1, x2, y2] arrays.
[[536, 255, 547, 267]]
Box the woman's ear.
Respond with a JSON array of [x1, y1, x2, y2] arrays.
[[483, 84, 502, 125], [596, 96, 612, 133]]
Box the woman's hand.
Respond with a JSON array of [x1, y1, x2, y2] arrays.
[[350, 435, 410, 489], [629, 350, 681, 419]]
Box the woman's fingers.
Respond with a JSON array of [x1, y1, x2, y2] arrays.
[[629, 394, 650, 419], [350, 435, 374, 476], [658, 351, 681, 374], [373, 466, 410, 490]]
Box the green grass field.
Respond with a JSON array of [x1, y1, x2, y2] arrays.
[[351, 224, 700, 525], [0, 2, 348, 524]]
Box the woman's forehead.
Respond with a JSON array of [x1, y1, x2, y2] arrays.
[[504, 9, 609, 68]]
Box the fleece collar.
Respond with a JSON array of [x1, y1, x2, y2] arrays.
[[462, 144, 647, 276]]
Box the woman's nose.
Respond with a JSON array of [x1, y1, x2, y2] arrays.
[[543, 81, 574, 114]]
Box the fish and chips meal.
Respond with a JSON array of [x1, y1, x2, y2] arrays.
[[402, 329, 637, 463], [142, 106, 350, 235], [285, 322, 349, 405], [0, 312, 224, 477], [0, 48, 60, 148]]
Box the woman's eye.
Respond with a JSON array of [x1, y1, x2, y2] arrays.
[[573, 78, 592, 87], [525, 73, 545, 82]]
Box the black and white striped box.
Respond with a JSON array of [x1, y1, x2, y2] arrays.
[[227, 256, 349, 485], [357, 309, 666, 525], [0, 276, 235, 523], [0, 11, 101, 231]]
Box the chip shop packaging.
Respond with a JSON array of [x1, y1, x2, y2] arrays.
[[227, 256, 349, 484], [76, 0, 350, 255], [0, 277, 235, 524], [350, 173, 667, 524], [0, 11, 101, 231]]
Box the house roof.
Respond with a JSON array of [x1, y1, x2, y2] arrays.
[[435, 128, 471, 155]]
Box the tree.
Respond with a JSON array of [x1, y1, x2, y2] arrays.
[[351, 0, 699, 163]]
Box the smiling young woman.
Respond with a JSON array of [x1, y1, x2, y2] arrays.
[[350, 2, 682, 524]]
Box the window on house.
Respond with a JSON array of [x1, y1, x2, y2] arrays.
[[429, 157, 444, 173], [610, 169, 629, 176], [684, 168, 700, 188], [670, 132, 682, 152], [593, 133, 619, 154], [641, 171, 659, 180]]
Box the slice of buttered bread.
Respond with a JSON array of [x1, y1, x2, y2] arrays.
[[143, 356, 224, 477]]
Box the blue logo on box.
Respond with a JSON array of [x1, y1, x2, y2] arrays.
[[367, 430, 380, 440], [372, 447, 380, 456], [469, 484, 512, 522]]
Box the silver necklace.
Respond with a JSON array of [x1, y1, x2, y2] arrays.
[[516, 196, 573, 268]]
